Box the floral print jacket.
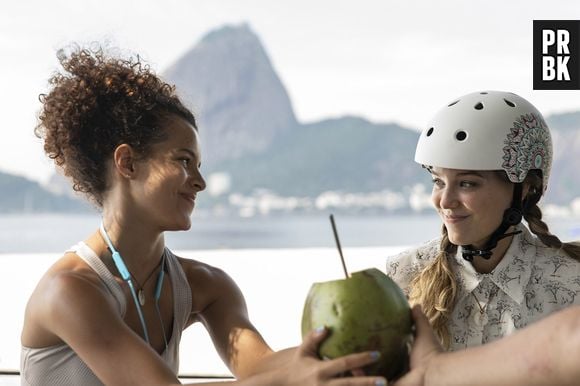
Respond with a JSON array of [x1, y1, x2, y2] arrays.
[[386, 223, 580, 351]]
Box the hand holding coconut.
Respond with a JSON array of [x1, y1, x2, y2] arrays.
[[302, 268, 413, 381], [283, 326, 388, 386], [301, 216, 414, 382]]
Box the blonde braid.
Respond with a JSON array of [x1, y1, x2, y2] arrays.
[[408, 225, 458, 348], [523, 173, 580, 260]]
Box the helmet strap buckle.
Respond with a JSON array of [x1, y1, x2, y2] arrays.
[[461, 183, 524, 261]]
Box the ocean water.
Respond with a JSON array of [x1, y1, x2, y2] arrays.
[[0, 213, 444, 253], [1, 212, 579, 254]]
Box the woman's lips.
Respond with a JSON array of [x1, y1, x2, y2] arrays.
[[442, 213, 469, 224], [180, 193, 196, 204]]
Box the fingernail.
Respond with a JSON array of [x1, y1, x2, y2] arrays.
[[375, 378, 387, 386], [370, 351, 381, 360], [314, 326, 325, 335]]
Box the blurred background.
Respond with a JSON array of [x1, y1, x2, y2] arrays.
[[1, 0, 579, 383]]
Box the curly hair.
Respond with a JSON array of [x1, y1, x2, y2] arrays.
[[35, 46, 196, 206]]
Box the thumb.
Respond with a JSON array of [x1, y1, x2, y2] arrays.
[[298, 326, 328, 357]]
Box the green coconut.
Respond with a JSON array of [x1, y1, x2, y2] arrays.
[[301, 268, 413, 381]]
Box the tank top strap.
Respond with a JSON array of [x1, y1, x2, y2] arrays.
[[164, 248, 192, 330], [67, 242, 126, 316]]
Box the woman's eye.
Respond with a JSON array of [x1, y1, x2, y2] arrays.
[[179, 158, 190, 167], [460, 181, 477, 188], [431, 178, 444, 187]]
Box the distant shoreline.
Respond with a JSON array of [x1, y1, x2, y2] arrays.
[[1, 213, 578, 255]]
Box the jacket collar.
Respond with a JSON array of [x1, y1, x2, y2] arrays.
[[453, 224, 535, 305]]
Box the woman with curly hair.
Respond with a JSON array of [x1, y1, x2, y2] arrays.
[[387, 90, 580, 350], [20, 46, 386, 386]]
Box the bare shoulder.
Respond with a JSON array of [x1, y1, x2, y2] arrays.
[[175, 255, 247, 323], [176, 255, 233, 288], [22, 252, 119, 347], [38, 252, 113, 301], [23, 252, 186, 384]]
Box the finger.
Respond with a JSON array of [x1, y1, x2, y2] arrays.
[[327, 375, 387, 386], [321, 351, 381, 377], [297, 326, 328, 357]]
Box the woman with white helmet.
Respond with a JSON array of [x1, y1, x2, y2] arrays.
[[387, 90, 580, 350]]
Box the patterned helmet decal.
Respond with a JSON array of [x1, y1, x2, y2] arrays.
[[502, 113, 552, 184]]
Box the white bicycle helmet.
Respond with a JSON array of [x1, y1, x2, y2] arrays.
[[415, 90, 552, 192]]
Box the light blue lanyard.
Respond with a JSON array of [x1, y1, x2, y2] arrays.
[[99, 222, 155, 344]]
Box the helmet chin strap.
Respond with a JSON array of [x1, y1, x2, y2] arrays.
[[462, 183, 524, 262]]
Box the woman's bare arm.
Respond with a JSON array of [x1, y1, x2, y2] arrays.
[[193, 264, 386, 385], [396, 305, 580, 386]]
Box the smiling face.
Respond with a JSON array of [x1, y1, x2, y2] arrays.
[[131, 113, 206, 231], [430, 167, 514, 248]]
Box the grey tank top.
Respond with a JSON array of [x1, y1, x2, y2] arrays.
[[20, 242, 192, 386]]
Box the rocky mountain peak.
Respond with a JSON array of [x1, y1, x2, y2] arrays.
[[164, 23, 297, 166]]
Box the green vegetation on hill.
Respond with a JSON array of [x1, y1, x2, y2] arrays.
[[0, 172, 88, 213], [207, 116, 432, 196]]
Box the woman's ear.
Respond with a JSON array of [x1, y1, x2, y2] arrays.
[[113, 144, 136, 179]]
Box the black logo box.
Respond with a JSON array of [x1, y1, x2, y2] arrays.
[[533, 20, 580, 90]]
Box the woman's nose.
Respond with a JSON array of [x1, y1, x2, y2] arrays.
[[436, 186, 459, 209], [189, 169, 206, 192]]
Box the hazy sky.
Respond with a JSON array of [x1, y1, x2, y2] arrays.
[[1, 0, 579, 183]]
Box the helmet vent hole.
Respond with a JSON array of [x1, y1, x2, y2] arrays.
[[448, 100, 459, 107], [480, 92, 488, 94], [474, 102, 484, 110], [504, 98, 516, 107], [426, 127, 434, 137], [455, 130, 467, 141]]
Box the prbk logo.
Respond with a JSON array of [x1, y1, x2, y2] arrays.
[[533, 20, 580, 90]]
